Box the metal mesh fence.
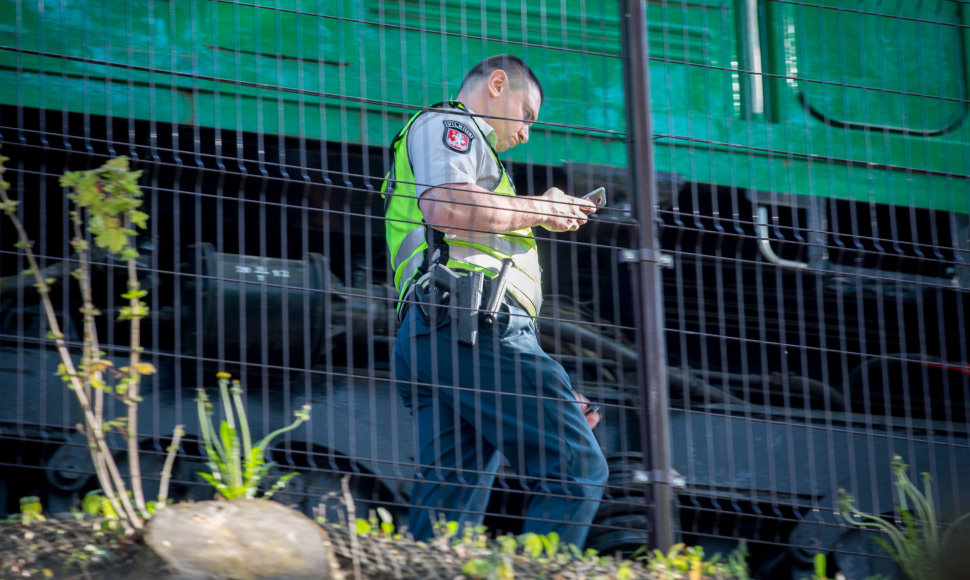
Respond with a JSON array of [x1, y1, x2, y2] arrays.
[[0, 1, 968, 578]]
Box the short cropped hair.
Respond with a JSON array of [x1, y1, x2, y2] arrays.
[[459, 55, 544, 104]]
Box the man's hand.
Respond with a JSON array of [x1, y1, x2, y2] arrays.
[[536, 187, 597, 232], [574, 391, 601, 429]]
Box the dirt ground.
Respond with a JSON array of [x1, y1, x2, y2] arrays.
[[1, 518, 141, 579], [1, 516, 657, 579]]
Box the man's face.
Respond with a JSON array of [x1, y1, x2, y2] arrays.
[[490, 81, 541, 153]]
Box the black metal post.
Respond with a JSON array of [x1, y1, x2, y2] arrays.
[[619, 0, 674, 550]]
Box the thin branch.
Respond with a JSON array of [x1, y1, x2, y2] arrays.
[[124, 229, 148, 518], [157, 425, 185, 508]]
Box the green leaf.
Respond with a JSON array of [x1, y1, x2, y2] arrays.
[[461, 558, 491, 577], [130, 209, 149, 229], [263, 471, 299, 500], [121, 288, 148, 300], [446, 520, 459, 539], [499, 536, 517, 555], [380, 521, 395, 537], [75, 187, 101, 208], [82, 491, 105, 516], [247, 446, 266, 468], [520, 533, 544, 559], [198, 472, 225, 492], [117, 302, 149, 321], [813, 553, 827, 579], [540, 532, 559, 558], [617, 562, 635, 580], [59, 171, 79, 188], [95, 227, 128, 254], [219, 422, 238, 449], [132, 362, 156, 375], [19, 496, 45, 524], [102, 196, 133, 215]]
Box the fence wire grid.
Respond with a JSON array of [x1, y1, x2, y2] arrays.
[[0, 1, 968, 578]]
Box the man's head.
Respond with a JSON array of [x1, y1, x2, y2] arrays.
[[457, 55, 544, 152]]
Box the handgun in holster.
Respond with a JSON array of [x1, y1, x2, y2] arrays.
[[415, 263, 484, 345], [414, 259, 514, 346]]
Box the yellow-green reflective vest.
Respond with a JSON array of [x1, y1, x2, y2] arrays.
[[381, 102, 543, 318]]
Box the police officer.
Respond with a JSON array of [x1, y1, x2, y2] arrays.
[[383, 54, 608, 548]]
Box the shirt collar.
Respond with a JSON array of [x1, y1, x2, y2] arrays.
[[460, 104, 498, 149]]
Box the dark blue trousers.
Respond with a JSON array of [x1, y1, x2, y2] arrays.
[[394, 302, 609, 548]]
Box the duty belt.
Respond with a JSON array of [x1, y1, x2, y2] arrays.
[[400, 260, 519, 345]]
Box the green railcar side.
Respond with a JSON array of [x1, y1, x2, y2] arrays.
[[1, 0, 966, 213]]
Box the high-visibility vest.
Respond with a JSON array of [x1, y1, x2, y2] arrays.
[[382, 101, 543, 318]]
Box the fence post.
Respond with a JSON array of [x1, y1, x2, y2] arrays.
[[619, 0, 675, 551]]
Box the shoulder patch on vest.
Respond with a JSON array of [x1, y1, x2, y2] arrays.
[[442, 119, 474, 153]]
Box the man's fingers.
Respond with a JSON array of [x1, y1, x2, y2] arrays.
[[572, 196, 597, 213]]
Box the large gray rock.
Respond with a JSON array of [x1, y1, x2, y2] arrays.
[[133, 499, 343, 580]]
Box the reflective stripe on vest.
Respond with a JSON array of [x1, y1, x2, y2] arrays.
[[393, 225, 428, 290], [381, 102, 543, 318]]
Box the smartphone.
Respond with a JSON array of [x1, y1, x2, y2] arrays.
[[581, 186, 607, 207]]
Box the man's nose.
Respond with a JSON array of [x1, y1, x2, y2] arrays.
[[518, 124, 530, 144]]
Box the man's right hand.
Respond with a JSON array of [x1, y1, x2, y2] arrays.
[[536, 187, 597, 232]]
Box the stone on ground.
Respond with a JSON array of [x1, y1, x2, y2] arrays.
[[132, 498, 342, 580]]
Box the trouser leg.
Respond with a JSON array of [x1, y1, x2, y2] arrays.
[[395, 306, 609, 548], [395, 309, 500, 541], [407, 400, 500, 541], [486, 328, 609, 548]]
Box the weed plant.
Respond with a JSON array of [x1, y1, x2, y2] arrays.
[[838, 454, 970, 580], [195, 372, 311, 500]]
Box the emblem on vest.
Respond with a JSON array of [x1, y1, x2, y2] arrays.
[[442, 120, 474, 153]]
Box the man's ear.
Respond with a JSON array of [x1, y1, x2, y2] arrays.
[[487, 69, 509, 98]]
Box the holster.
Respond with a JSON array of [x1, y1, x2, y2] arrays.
[[414, 263, 484, 345]]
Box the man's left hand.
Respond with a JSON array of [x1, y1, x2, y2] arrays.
[[574, 392, 601, 429]]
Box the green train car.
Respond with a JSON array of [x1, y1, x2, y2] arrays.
[[6, 1, 967, 214], [2, 1, 969, 578]]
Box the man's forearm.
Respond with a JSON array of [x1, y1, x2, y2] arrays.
[[419, 183, 547, 234]]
